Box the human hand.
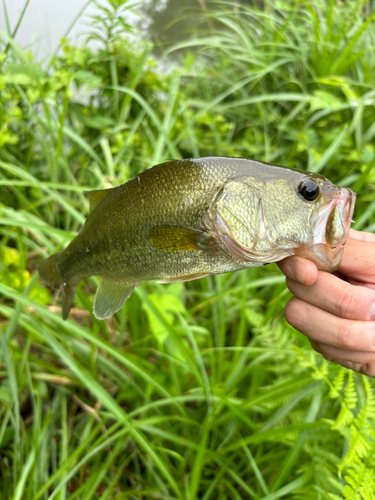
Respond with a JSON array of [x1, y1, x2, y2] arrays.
[[277, 229, 375, 377]]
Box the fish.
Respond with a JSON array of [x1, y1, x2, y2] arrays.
[[38, 157, 356, 320]]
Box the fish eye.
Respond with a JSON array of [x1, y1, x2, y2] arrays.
[[298, 179, 320, 202]]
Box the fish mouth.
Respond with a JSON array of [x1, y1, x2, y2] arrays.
[[296, 188, 356, 272]]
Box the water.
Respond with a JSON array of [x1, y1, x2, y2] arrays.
[[0, 0, 249, 60], [0, 0, 138, 61]]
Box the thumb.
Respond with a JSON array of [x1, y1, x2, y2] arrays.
[[277, 256, 318, 285], [339, 230, 375, 281]]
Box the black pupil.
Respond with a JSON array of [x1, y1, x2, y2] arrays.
[[300, 180, 320, 201]]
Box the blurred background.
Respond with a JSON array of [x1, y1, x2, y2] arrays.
[[0, 0, 245, 60], [1, 1, 375, 498]]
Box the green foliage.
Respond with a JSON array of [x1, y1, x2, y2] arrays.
[[328, 375, 375, 500], [1, 0, 375, 498]]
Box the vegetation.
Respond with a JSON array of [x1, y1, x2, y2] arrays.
[[1, 0, 375, 498]]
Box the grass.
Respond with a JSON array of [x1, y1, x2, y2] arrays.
[[1, 0, 375, 498]]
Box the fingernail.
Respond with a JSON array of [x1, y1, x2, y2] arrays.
[[289, 260, 305, 284], [369, 301, 375, 320], [288, 262, 296, 280]]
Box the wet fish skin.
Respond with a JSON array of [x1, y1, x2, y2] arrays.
[[38, 157, 356, 320]]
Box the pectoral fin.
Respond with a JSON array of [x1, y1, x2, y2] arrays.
[[146, 226, 206, 252], [93, 279, 137, 320]]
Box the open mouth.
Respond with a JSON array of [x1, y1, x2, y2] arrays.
[[296, 188, 356, 272], [312, 188, 356, 248], [326, 189, 356, 248]]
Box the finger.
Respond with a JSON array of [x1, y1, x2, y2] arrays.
[[277, 256, 318, 285], [346, 278, 375, 291], [285, 273, 375, 321], [339, 234, 375, 281], [310, 340, 375, 364], [349, 228, 375, 243], [284, 297, 375, 351], [331, 360, 375, 378]]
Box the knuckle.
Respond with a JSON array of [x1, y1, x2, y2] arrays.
[[335, 322, 372, 350], [336, 322, 356, 349], [336, 290, 359, 318]]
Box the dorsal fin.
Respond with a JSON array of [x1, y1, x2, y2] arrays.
[[84, 188, 114, 213]]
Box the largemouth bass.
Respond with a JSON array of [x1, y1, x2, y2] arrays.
[[38, 157, 356, 320]]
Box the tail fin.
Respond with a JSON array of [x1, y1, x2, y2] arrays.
[[38, 253, 76, 320]]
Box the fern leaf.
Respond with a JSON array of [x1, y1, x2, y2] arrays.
[[329, 367, 346, 398]]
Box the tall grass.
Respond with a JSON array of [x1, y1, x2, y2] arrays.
[[1, 0, 375, 499]]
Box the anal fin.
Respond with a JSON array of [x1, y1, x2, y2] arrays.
[[93, 279, 137, 320]]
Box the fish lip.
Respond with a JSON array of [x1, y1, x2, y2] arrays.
[[301, 187, 356, 271], [332, 188, 356, 244], [311, 188, 356, 247]]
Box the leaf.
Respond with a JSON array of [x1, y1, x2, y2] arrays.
[[309, 90, 343, 111], [143, 293, 185, 346]]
